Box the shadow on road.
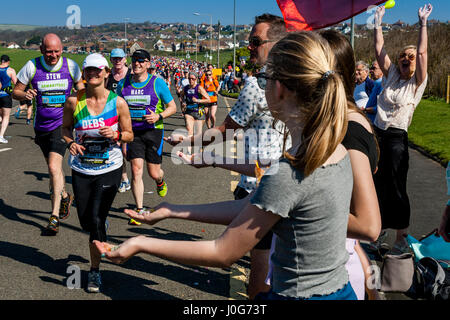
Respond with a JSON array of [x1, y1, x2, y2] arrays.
[[23, 171, 72, 185], [0, 240, 178, 299]]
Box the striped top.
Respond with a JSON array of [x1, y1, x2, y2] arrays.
[[69, 90, 123, 175]]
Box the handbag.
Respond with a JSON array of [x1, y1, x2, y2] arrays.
[[406, 229, 450, 268], [380, 252, 415, 292]]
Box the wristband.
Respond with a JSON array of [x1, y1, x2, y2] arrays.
[[159, 113, 163, 122], [67, 141, 75, 149], [114, 131, 122, 142]]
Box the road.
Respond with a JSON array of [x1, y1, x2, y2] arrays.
[[0, 88, 447, 301]]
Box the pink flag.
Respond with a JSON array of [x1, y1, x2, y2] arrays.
[[277, 0, 386, 31]]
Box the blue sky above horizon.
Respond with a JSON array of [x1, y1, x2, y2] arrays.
[[0, 0, 448, 27]]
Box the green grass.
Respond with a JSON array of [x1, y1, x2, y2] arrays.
[[408, 98, 450, 165], [0, 24, 44, 31], [0, 48, 91, 72]]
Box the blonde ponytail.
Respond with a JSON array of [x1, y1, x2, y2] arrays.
[[267, 31, 348, 176]]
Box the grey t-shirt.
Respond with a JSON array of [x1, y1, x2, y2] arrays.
[[250, 155, 353, 298]]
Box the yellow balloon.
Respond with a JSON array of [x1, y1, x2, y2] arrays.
[[385, 0, 396, 9]]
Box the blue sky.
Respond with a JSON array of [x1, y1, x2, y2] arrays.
[[0, 0, 448, 27]]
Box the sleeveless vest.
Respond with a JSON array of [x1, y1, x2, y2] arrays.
[[30, 57, 74, 132], [120, 74, 164, 130], [184, 84, 200, 109], [69, 90, 123, 175]]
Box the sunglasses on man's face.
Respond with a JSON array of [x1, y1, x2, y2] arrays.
[[132, 57, 149, 63], [249, 36, 275, 48], [399, 53, 416, 61], [207, 73, 212, 76], [189, 77, 197, 80]]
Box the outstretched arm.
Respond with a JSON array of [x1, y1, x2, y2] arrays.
[[374, 6, 391, 76], [125, 196, 250, 226], [415, 3, 432, 87], [95, 202, 280, 267]]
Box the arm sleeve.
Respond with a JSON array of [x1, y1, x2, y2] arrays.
[[228, 80, 263, 127], [68, 59, 82, 82], [155, 77, 174, 104], [250, 161, 304, 218], [17, 60, 36, 85]]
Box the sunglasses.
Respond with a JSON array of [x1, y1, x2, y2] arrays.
[[206, 73, 212, 76], [399, 53, 416, 61], [132, 57, 149, 63], [255, 72, 277, 90], [189, 77, 197, 80], [249, 36, 276, 48]]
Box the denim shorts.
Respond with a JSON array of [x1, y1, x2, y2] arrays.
[[255, 282, 357, 300]]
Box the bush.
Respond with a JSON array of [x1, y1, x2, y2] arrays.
[[220, 90, 239, 99]]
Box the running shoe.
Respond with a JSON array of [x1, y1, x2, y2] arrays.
[[26, 119, 31, 125], [0, 136, 8, 144], [128, 207, 150, 226], [46, 215, 59, 234], [59, 193, 73, 220], [87, 270, 102, 293], [118, 180, 131, 193], [156, 180, 168, 197], [14, 108, 21, 119]]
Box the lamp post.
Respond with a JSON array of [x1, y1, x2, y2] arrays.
[[217, 20, 220, 68], [124, 18, 130, 53], [195, 24, 198, 62], [233, 0, 236, 77], [194, 12, 213, 65]]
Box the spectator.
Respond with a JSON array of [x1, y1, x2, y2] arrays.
[[365, 60, 384, 123], [372, 4, 432, 254], [353, 61, 374, 110]]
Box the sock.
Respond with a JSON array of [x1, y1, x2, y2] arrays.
[[157, 180, 165, 187], [90, 267, 100, 273]]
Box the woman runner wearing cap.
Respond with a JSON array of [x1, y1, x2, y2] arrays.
[[62, 53, 133, 293]]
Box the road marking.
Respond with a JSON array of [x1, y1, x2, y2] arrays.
[[0, 148, 12, 153], [230, 180, 239, 192], [231, 171, 239, 176], [229, 266, 249, 300]]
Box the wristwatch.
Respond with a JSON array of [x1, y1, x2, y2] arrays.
[[159, 113, 163, 122]]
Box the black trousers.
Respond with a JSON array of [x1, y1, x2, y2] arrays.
[[373, 127, 411, 230], [72, 166, 122, 242]]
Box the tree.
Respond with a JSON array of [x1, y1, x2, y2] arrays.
[[26, 35, 41, 46]]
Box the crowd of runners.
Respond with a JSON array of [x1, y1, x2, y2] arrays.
[[1, 3, 448, 300]]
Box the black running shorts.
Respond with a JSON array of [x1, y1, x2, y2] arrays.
[[127, 128, 164, 164], [34, 126, 67, 158], [0, 95, 12, 109]]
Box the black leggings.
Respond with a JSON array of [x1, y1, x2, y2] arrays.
[[72, 167, 122, 242], [373, 127, 410, 230]]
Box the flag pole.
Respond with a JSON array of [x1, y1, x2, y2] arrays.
[[350, 17, 355, 48]]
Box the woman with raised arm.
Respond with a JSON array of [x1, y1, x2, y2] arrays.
[[372, 4, 432, 254], [94, 32, 357, 300]]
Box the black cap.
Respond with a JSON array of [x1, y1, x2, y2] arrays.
[[1, 55, 10, 62], [132, 49, 150, 61]]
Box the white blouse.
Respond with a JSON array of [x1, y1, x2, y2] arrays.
[[374, 64, 428, 132]]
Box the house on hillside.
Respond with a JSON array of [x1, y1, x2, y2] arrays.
[[392, 20, 407, 29], [7, 42, 20, 49]]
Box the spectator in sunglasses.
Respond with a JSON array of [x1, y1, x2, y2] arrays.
[[364, 61, 384, 124], [372, 4, 432, 254]]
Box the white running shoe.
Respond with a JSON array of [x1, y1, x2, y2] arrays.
[[0, 136, 8, 144]]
